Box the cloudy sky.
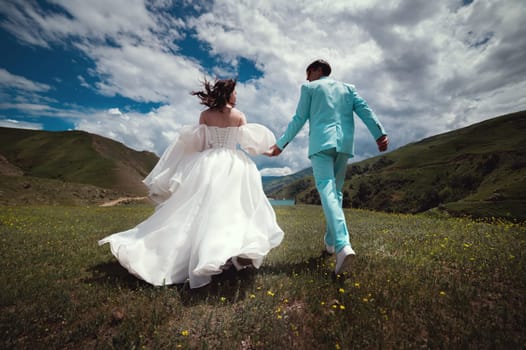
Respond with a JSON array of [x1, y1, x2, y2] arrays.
[[1, 0, 525, 175]]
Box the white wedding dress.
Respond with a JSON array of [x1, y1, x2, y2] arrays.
[[98, 123, 284, 288]]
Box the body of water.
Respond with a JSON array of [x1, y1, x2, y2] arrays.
[[269, 199, 295, 206]]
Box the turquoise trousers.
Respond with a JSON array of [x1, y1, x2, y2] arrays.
[[310, 148, 351, 252]]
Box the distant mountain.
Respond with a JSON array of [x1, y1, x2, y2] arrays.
[[0, 127, 159, 205], [265, 111, 526, 221], [262, 167, 313, 198]]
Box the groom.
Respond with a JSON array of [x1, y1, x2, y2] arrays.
[[267, 59, 389, 275]]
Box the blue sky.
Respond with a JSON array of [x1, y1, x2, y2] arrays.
[[1, 0, 525, 175]]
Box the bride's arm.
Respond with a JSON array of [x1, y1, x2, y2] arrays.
[[199, 111, 207, 125], [239, 123, 276, 155]]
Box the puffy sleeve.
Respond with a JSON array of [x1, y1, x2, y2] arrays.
[[142, 125, 208, 204], [238, 123, 276, 156]]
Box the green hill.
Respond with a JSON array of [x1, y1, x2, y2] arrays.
[[0, 127, 159, 205], [262, 167, 313, 199], [265, 110, 526, 221]]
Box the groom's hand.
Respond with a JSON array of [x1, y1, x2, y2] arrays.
[[376, 135, 389, 152], [265, 144, 282, 157]]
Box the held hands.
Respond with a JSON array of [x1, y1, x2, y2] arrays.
[[376, 135, 389, 152], [264, 144, 282, 157]]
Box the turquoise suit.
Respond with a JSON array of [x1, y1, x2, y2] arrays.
[[276, 76, 386, 252]]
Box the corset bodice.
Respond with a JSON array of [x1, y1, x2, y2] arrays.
[[208, 127, 239, 149]]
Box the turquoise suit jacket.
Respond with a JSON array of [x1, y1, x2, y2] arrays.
[[276, 76, 386, 157]]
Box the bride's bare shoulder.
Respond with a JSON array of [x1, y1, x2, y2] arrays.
[[231, 108, 247, 125], [199, 107, 245, 127], [199, 109, 211, 124]]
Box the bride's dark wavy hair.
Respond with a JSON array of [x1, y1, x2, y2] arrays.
[[191, 78, 237, 109]]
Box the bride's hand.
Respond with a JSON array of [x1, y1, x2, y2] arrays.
[[264, 144, 282, 157]]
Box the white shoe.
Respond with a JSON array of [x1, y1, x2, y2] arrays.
[[324, 237, 335, 254], [335, 246, 355, 275]]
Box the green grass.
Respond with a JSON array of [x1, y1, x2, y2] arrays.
[[1, 205, 525, 349]]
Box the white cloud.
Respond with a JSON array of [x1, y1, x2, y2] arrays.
[[0, 118, 43, 130], [0, 101, 85, 119], [0, 0, 181, 49], [83, 43, 205, 103], [77, 75, 90, 89], [259, 167, 293, 177], [108, 108, 122, 116], [0, 69, 51, 92], [74, 103, 203, 156]]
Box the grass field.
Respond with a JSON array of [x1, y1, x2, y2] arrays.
[[1, 205, 525, 349]]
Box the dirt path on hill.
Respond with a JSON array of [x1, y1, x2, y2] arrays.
[[99, 196, 148, 207]]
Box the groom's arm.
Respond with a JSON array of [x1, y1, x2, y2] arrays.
[[351, 86, 387, 141], [276, 84, 311, 150]]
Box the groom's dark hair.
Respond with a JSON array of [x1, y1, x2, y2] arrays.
[[307, 59, 331, 76]]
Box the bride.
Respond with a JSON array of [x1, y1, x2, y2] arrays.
[[99, 78, 284, 288]]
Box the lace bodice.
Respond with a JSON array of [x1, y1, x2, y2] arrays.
[[207, 127, 239, 149]]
